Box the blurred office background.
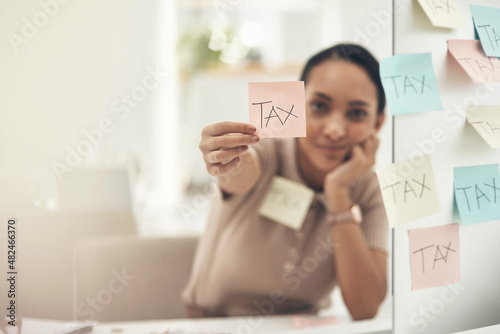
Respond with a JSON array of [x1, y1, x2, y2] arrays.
[[0, 0, 393, 320]]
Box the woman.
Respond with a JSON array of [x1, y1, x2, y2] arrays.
[[181, 44, 388, 320]]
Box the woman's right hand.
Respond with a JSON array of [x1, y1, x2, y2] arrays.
[[199, 121, 260, 177]]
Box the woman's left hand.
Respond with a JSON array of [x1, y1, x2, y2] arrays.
[[324, 134, 379, 205]]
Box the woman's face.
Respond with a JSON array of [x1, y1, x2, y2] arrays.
[[298, 59, 384, 174]]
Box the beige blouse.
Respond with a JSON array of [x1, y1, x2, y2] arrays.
[[181, 137, 388, 317]]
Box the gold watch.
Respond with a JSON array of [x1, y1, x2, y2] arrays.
[[326, 204, 362, 226]]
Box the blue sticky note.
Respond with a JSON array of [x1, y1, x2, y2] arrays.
[[380, 53, 443, 115], [454, 163, 500, 225], [470, 5, 500, 58]]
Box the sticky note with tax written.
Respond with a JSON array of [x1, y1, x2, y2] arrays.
[[448, 39, 500, 83], [380, 53, 443, 115], [470, 4, 500, 58], [417, 0, 468, 29], [408, 224, 461, 290], [467, 105, 500, 148], [375, 154, 440, 228], [248, 81, 306, 138], [259, 176, 314, 231], [454, 163, 500, 225]]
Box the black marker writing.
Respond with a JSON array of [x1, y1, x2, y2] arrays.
[[484, 178, 500, 203], [431, 0, 455, 14], [433, 242, 456, 270], [265, 106, 283, 127], [277, 105, 297, 124], [412, 242, 456, 274], [475, 184, 490, 208], [383, 173, 431, 205], [413, 245, 434, 274], [382, 75, 432, 99], [383, 181, 400, 205], [456, 177, 499, 211], [404, 180, 417, 203], [252, 101, 272, 129], [477, 25, 500, 50], [469, 121, 500, 134], [457, 57, 500, 74], [252, 101, 297, 129], [455, 186, 472, 211]]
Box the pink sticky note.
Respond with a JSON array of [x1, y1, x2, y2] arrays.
[[248, 81, 306, 138], [292, 315, 338, 329], [448, 39, 500, 83], [408, 224, 461, 290]]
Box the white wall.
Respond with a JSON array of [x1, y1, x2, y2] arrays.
[[0, 0, 181, 319], [393, 1, 500, 333], [0, 0, 180, 214], [338, 0, 397, 171]]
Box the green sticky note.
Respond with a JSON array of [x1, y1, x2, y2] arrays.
[[470, 5, 500, 58], [380, 53, 443, 115], [454, 163, 500, 225]]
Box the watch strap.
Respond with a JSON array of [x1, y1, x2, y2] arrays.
[[325, 204, 362, 226]]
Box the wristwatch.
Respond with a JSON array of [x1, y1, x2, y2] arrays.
[[325, 204, 362, 226]]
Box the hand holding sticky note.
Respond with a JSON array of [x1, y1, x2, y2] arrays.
[[454, 163, 500, 225], [467, 105, 500, 148], [376, 154, 440, 228], [409, 224, 461, 290], [470, 5, 500, 58], [248, 81, 306, 138], [380, 53, 442, 115]]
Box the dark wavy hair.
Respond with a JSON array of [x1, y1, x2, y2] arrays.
[[299, 43, 386, 115]]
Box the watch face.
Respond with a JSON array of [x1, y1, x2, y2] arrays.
[[351, 204, 362, 224]]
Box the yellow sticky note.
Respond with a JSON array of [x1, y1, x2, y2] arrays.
[[417, 0, 468, 29], [467, 105, 500, 148], [248, 81, 306, 138], [376, 155, 441, 228], [259, 176, 314, 230]]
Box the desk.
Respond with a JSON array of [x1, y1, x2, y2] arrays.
[[20, 314, 391, 334], [18, 316, 500, 334], [90, 315, 391, 334]]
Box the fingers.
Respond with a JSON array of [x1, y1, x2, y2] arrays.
[[202, 133, 260, 152], [349, 135, 379, 168], [362, 136, 379, 166], [359, 135, 379, 154], [204, 145, 249, 164], [199, 121, 260, 177], [206, 156, 242, 177], [202, 121, 257, 137], [359, 133, 376, 146], [200, 122, 260, 152]]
